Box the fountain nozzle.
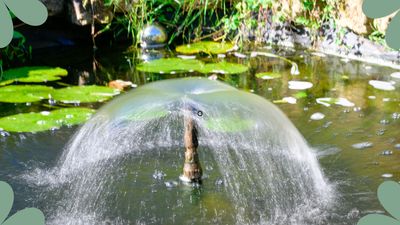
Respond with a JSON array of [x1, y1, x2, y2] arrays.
[[180, 106, 202, 183]]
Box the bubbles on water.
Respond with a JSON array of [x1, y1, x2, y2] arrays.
[[0, 130, 10, 137], [352, 142, 373, 150], [323, 121, 333, 128], [164, 181, 178, 188], [197, 111, 203, 117], [310, 113, 325, 121], [48, 99, 56, 105], [382, 174, 393, 178], [152, 170, 166, 180], [346, 208, 360, 219], [392, 113, 400, 120], [376, 129, 386, 136], [380, 119, 390, 125], [381, 150, 393, 156], [215, 178, 224, 186]]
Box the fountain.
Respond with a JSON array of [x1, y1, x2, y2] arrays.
[[36, 78, 334, 225]]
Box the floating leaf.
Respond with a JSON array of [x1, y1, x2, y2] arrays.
[[176, 41, 235, 55], [0, 85, 54, 103], [137, 58, 204, 74], [288, 81, 313, 90], [198, 61, 249, 74], [0, 108, 95, 132], [0, 67, 68, 85], [125, 107, 170, 121], [369, 80, 396, 91], [204, 117, 254, 133], [256, 72, 282, 80], [52, 86, 120, 103], [293, 91, 308, 99]]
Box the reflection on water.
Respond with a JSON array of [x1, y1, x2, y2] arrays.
[[0, 45, 399, 224]]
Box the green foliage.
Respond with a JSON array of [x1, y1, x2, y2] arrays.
[[0, 85, 54, 103], [255, 71, 281, 80], [0, 66, 68, 86], [0, 108, 95, 132], [176, 41, 235, 54], [51, 86, 120, 103], [136, 58, 248, 74], [198, 61, 249, 74], [204, 116, 254, 133], [0, 31, 31, 70], [137, 58, 205, 73]]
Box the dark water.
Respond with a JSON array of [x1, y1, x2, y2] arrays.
[[0, 44, 399, 224]]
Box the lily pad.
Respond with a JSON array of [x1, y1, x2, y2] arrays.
[[256, 72, 282, 80], [204, 117, 255, 133], [0, 108, 95, 132], [288, 81, 313, 90], [198, 61, 249, 74], [52, 86, 120, 103], [0, 67, 68, 85], [126, 107, 170, 121], [0, 85, 54, 103], [137, 58, 204, 74], [369, 80, 395, 91], [176, 41, 235, 55]]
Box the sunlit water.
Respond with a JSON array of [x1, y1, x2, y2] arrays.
[[0, 45, 399, 225]]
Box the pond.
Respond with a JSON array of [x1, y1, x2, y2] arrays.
[[0, 44, 399, 225]]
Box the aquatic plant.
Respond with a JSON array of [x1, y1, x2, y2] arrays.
[[0, 108, 95, 132]]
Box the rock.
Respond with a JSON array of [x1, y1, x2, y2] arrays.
[[40, 0, 65, 16], [374, 13, 396, 34], [337, 0, 372, 35], [277, 0, 303, 19], [67, 0, 113, 26], [108, 80, 135, 91]]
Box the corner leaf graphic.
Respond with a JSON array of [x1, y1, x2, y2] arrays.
[[0, 0, 48, 48], [363, 0, 400, 49], [357, 181, 400, 225], [0, 181, 45, 225]]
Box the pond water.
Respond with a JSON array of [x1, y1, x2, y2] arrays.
[[0, 44, 399, 225]]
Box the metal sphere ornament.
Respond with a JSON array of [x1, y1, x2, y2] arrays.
[[140, 24, 168, 49]]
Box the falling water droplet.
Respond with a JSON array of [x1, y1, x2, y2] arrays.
[[352, 142, 373, 150]]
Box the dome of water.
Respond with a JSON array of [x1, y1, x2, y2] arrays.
[[35, 78, 334, 225]]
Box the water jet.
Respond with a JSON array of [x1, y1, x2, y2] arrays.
[[37, 78, 333, 225]]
